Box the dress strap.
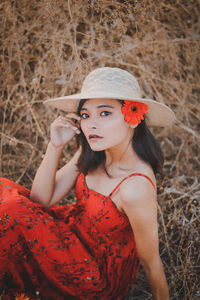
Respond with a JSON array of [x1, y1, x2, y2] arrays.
[[109, 173, 156, 196]]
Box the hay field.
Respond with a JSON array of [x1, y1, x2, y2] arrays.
[[0, 0, 199, 299]]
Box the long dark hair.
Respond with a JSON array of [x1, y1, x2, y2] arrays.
[[76, 99, 164, 175]]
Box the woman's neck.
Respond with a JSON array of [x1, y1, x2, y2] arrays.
[[104, 139, 139, 175]]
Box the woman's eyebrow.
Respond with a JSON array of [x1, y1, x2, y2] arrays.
[[97, 105, 114, 109], [80, 105, 114, 111]]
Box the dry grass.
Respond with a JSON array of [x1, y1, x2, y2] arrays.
[[0, 0, 199, 299]]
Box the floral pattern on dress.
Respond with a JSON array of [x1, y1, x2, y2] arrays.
[[0, 173, 156, 299]]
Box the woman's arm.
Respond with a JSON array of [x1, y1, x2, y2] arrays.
[[120, 176, 169, 300], [30, 114, 80, 207]]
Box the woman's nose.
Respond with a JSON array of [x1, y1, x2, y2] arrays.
[[87, 123, 97, 129], [87, 117, 98, 129]]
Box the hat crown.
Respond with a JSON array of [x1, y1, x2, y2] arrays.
[[81, 67, 142, 98]]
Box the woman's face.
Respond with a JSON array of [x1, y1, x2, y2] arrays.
[[79, 98, 134, 152]]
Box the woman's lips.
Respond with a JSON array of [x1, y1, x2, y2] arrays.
[[89, 134, 103, 140]]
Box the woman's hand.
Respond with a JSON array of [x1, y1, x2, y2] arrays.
[[50, 113, 80, 148]]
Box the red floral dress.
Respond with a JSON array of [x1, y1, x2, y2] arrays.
[[0, 173, 156, 299]]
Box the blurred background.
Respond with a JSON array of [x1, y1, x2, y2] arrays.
[[0, 0, 199, 299]]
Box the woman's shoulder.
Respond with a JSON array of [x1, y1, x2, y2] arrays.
[[129, 159, 156, 186], [119, 164, 157, 206]]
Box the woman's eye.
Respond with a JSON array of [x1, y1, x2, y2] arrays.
[[80, 113, 89, 119], [100, 111, 111, 116]]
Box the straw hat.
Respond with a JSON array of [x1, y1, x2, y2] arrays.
[[44, 67, 175, 127]]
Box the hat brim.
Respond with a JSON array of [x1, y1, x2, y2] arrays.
[[44, 92, 175, 127]]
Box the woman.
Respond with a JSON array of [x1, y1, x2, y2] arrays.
[[0, 67, 174, 299]]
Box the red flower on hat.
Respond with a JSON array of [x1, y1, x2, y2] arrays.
[[121, 100, 148, 126]]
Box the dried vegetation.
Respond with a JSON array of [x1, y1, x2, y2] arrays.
[[0, 0, 199, 299]]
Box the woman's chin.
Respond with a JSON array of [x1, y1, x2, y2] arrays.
[[90, 146, 105, 152], [89, 144, 106, 152]]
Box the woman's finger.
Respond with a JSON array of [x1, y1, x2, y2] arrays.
[[63, 114, 81, 126], [65, 113, 80, 120], [58, 116, 80, 126], [54, 117, 76, 127], [53, 119, 80, 133]]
